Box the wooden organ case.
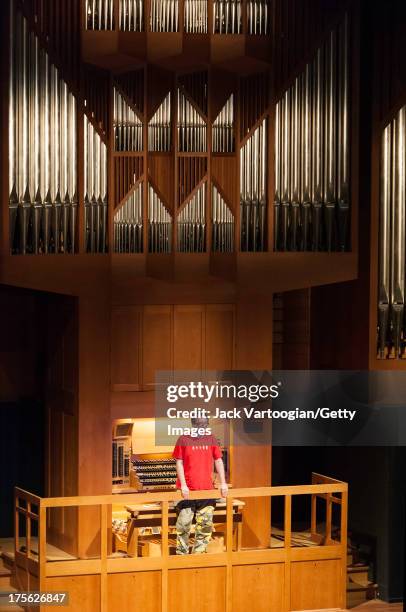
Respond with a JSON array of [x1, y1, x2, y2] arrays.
[[112, 422, 133, 489]]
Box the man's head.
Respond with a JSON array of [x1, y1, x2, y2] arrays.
[[191, 416, 209, 433]]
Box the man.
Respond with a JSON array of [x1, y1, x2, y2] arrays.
[[172, 417, 228, 555]]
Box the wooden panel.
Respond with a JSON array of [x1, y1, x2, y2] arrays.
[[111, 306, 142, 390], [168, 567, 226, 612], [235, 299, 273, 370], [211, 157, 238, 213], [205, 304, 235, 370], [108, 571, 161, 612], [148, 155, 174, 212], [62, 413, 78, 552], [290, 559, 341, 610], [232, 563, 284, 612], [44, 575, 100, 611], [173, 305, 205, 371], [77, 295, 111, 557], [142, 305, 173, 389]]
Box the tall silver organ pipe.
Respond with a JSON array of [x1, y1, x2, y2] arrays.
[[184, 0, 208, 33], [9, 8, 78, 255], [378, 106, 406, 359], [120, 0, 145, 31], [212, 94, 234, 153], [148, 93, 171, 152], [240, 118, 267, 251], [323, 28, 337, 252], [177, 89, 207, 153], [86, 0, 115, 30], [213, 0, 242, 34], [212, 185, 234, 252], [150, 0, 179, 32], [114, 183, 143, 253], [177, 183, 206, 252], [84, 116, 108, 253], [274, 15, 350, 252], [337, 14, 350, 251], [148, 185, 172, 252], [114, 87, 143, 151], [247, 0, 269, 35]]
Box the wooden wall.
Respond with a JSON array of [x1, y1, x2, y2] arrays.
[[45, 294, 79, 555], [111, 303, 235, 390]]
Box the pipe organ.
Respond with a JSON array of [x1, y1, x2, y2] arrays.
[[212, 185, 234, 252], [148, 185, 173, 253], [114, 88, 143, 151], [177, 89, 207, 152], [177, 183, 207, 252], [212, 94, 235, 153], [150, 0, 179, 32], [240, 119, 267, 251], [247, 0, 269, 35], [213, 0, 242, 34], [8, 6, 355, 263], [85, 0, 272, 34], [114, 183, 143, 253], [274, 15, 350, 253], [120, 0, 145, 31], [84, 116, 108, 253], [185, 0, 208, 33], [86, 0, 115, 30], [9, 9, 78, 255], [148, 93, 172, 152], [378, 105, 406, 359]]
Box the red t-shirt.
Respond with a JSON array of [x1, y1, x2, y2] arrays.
[[172, 435, 222, 490]]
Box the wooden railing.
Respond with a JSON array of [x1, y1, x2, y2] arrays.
[[14, 474, 348, 612]]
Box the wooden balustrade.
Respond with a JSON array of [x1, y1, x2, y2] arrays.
[[14, 473, 348, 612]]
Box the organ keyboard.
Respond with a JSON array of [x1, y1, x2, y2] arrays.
[[130, 456, 178, 491]]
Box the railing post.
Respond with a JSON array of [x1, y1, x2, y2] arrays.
[[100, 504, 108, 612], [340, 488, 348, 610], [283, 494, 292, 612], [310, 493, 317, 539], [161, 500, 169, 612], [326, 492, 332, 543], [38, 503, 47, 591], [14, 491, 19, 566], [226, 495, 234, 612]]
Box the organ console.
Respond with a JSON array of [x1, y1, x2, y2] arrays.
[[130, 455, 178, 491]]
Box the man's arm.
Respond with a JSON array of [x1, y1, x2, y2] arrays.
[[214, 458, 228, 497], [176, 459, 190, 499]]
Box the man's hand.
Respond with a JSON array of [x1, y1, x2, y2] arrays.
[[220, 483, 228, 498], [181, 486, 190, 499]]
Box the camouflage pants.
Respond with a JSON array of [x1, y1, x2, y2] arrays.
[[175, 500, 216, 555]]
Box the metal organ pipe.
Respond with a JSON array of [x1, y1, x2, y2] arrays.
[[274, 15, 350, 253], [150, 0, 179, 32], [86, 0, 115, 30], [177, 183, 206, 253], [377, 106, 406, 359], [148, 185, 172, 253], [247, 0, 269, 35], [240, 119, 267, 251], [9, 8, 78, 255], [114, 183, 143, 253], [120, 0, 145, 31], [84, 116, 108, 254], [177, 90, 207, 153], [213, 0, 241, 34], [184, 0, 207, 33], [212, 185, 234, 252], [212, 94, 234, 153], [114, 87, 143, 151], [148, 93, 171, 152]]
